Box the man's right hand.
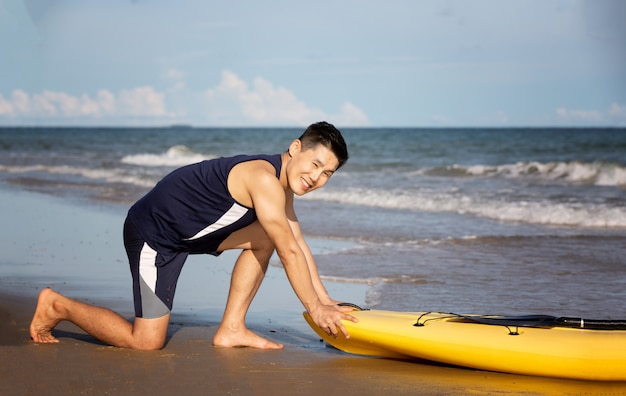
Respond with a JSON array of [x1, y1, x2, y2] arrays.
[[309, 303, 358, 338]]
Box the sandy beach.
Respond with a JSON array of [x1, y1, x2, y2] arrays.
[[2, 290, 626, 395], [1, 187, 625, 395]]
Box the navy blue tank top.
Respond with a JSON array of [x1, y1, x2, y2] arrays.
[[128, 154, 282, 255]]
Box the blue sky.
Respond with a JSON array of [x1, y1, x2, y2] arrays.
[[1, 0, 625, 127]]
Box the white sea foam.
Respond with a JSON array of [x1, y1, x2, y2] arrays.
[[305, 188, 626, 228], [0, 145, 214, 187], [319, 275, 383, 285], [461, 161, 626, 187], [0, 164, 158, 188], [121, 145, 215, 167], [0, 145, 217, 189]]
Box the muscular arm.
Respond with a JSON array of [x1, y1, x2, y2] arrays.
[[234, 162, 356, 337], [251, 170, 321, 311], [284, 194, 334, 305]]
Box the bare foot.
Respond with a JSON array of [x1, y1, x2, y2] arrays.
[[30, 288, 63, 343], [213, 324, 283, 349]]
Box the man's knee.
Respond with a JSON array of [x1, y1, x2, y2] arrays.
[[131, 315, 169, 350], [254, 236, 275, 256]]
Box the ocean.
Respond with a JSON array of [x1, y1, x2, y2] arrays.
[[1, 127, 625, 321]]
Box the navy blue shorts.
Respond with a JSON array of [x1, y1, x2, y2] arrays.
[[123, 218, 189, 318]]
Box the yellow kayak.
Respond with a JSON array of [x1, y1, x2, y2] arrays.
[[304, 308, 626, 381]]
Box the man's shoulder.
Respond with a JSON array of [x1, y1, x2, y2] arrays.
[[230, 154, 281, 175], [236, 160, 279, 186], [228, 158, 285, 208]]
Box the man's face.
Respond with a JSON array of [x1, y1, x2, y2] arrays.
[[288, 141, 339, 196]]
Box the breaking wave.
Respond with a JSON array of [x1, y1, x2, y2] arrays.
[[0, 164, 159, 188], [121, 145, 215, 167], [426, 161, 626, 187], [305, 188, 626, 228]]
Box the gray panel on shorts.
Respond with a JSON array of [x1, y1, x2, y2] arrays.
[[139, 276, 170, 319]]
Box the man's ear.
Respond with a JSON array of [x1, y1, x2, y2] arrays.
[[288, 139, 301, 157]]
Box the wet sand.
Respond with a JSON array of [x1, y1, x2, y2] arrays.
[[2, 289, 626, 395]]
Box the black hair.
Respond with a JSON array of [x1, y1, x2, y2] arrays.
[[298, 121, 349, 169]]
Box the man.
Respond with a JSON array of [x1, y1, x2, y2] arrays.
[[30, 121, 358, 350]]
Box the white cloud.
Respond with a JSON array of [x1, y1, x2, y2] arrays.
[[117, 87, 168, 116], [1, 72, 369, 126], [556, 103, 626, 126], [203, 70, 370, 126], [608, 103, 626, 118], [97, 90, 116, 114], [10, 90, 30, 114], [0, 87, 170, 119], [331, 102, 370, 127], [0, 95, 12, 115]]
